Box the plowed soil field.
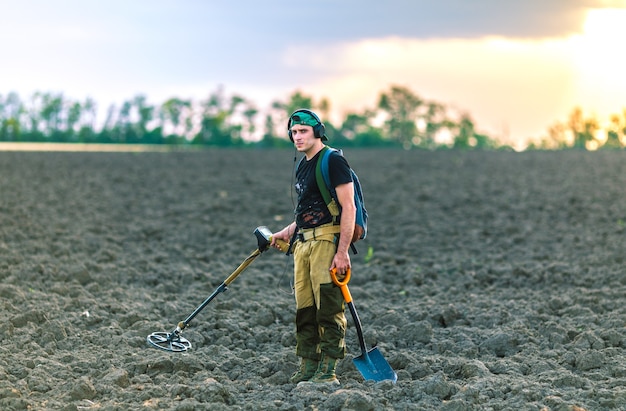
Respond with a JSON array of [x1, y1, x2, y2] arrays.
[[1, 149, 625, 410]]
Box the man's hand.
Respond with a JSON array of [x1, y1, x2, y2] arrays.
[[330, 251, 351, 281], [270, 223, 295, 250]]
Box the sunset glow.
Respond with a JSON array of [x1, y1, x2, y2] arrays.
[[307, 37, 577, 149], [301, 8, 626, 149], [574, 9, 626, 100]]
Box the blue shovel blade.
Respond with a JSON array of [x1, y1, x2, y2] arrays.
[[353, 346, 398, 383]]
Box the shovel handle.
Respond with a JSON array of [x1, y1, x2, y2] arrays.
[[330, 268, 368, 356], [330, 268, 353, 304]]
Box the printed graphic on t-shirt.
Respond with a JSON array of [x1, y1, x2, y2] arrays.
[[295, 155, 332, 229]]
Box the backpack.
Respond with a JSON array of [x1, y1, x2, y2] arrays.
[[315, 146, 368, 244]]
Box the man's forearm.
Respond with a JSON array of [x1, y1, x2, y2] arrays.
[[337, 206, 356, 254]]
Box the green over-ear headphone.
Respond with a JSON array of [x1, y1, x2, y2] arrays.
[[287, 109, 327, 142]]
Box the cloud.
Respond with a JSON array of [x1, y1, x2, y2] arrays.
[[240, 0, 618, 42], [288, 36, 580, 145]]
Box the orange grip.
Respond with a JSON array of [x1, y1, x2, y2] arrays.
[[330, 268, 352, 304]]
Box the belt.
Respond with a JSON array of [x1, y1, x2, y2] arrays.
[[297, 223, 341, 242]]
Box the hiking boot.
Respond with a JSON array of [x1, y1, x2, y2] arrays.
[[290, 357, 319, 384], [307, 353, 339, 385]]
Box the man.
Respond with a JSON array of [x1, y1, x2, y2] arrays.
[[271, 109, 356, 385]]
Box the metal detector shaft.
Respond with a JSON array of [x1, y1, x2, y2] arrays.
[[147, 227, 289, 352], [175, 248, 262, 332]]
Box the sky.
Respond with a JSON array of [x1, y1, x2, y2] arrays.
[[2, 0, 626, 148]]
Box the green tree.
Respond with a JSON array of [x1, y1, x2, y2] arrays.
[[420, 102, 452, 149], [105, 95, 157, 143], [260, 114, 277, 147], [114, 100, 135, 143], [225, 94, 252, 145], [66, 102, 82, 141], [317, 97, 331, 122], [133, 95, 155, 142], [569, 107, 599, 150], [603, 110, 626, 149], [99, 104, 118, 143], [377, 85, 422, 149], [453, 114, 474, 148], [452, 114, 495, 149], [280, 91, 314, 116], [160, 97, 192, 142], [242, 106, 258, 142], [194, 88, 241, 146], [0, 92, 24, 141], [337, 111, 385, 147], [25, 93, 45, 141], [34, 92, 65, 140], [77, 97, 98, 143]]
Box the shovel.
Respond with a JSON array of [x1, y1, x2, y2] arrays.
[[330, 268, 397, 383]]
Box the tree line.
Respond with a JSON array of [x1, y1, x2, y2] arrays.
[[0, 85, 502, 150], [527, 107, 626, 150], [1, 85, 624, 150]]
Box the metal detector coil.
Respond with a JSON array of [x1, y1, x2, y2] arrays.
[[146, 226, 288, 352], [147, 330, 192, 352]]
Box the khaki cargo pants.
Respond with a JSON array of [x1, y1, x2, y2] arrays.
[[292, 234, 347, 361]]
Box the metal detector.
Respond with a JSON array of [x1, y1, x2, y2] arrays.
[[146, 226, 288, 352]]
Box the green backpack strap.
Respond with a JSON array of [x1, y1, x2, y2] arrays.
[[315, 145, 360, 254], [315, 146, 340, 219]]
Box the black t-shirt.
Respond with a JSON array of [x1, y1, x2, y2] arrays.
[[295, 149, 352, 229]]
